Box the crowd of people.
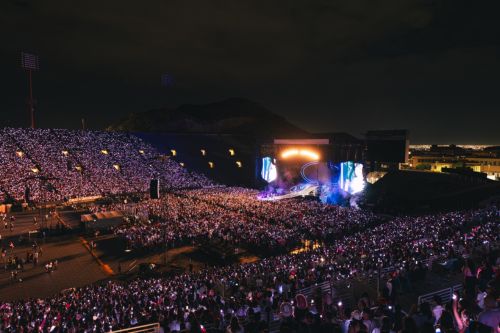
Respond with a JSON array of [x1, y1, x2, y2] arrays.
[[0, 128, 498, 332], [0, 128, 213, 203], [0, 203, 497, 332], [112, 188, 379, 252]]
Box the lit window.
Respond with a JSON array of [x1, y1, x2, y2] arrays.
[[101, 149, 109, 155], [236, 161, 242, 168], [170, 149, 177, 157], [208, 161, 214, 169], [200, 149, 206, 156], [228, 149, 235, 156]]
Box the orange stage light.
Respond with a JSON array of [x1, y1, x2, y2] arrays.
[[280, 148, 320, 160]]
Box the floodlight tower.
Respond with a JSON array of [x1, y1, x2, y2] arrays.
[[21, 52, 40, 129]]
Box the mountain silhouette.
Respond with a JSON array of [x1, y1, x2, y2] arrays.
[[108, 98, 309, 138]]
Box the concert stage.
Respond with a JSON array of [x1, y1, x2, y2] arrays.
[[257, 138, 366, 205]]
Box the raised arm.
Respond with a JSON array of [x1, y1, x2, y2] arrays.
[[452, 293, 464, 332]]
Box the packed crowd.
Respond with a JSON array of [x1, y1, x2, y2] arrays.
[[112, 187, 379, 251], [1, 128, 499, 332], [0, 128, 213, 203], [0, 204, 497, 332]]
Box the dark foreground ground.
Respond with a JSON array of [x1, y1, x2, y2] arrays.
[[0, 210, 259, 301]]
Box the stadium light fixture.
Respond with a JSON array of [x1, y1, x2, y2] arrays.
[[21, 52, 39, 129], [16, 151, 24, 158], [236, 161, 242, 168], [62, 150, 69, 156], [170, 149, 177, 157], [200, 149, 206, 156], [138, 150, 145, 155], [208, 161, 214, 169], [179, 162, 184, 167], [113, 164, 121, 171], [228, 148, 235, 156], [101, 149, 109, 155]]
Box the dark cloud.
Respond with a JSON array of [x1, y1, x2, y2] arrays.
[[0, 0, 499, 143]]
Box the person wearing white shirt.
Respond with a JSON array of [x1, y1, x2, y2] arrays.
[[477, 287, 488, 310], [432, 296, 444, 324]]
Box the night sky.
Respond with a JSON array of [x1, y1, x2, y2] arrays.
[[1, 0, 499, 143]]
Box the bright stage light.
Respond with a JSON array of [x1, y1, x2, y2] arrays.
[[299, 150, 320, 160], [281, 148, 319, 160], [281, 149, 299, 159], [261, 157, 277, 183], [339, 162, 365, 194]]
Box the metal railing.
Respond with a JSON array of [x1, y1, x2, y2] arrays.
[[111, 323, 160, 333], [297, 280, 331, 298], [417, 284, 463, 305]]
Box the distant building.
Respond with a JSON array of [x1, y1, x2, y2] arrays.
[[365, 130, 409, 171], [408, 145, 500, 181]]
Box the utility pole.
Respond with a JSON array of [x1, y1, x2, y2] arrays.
[[21, 52, 40, 129]]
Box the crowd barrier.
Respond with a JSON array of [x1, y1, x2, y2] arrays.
[[66, 196, 102, 205], [297, 280, 332, 299], [417, 284, 463, 305], [111, 323, 160, 333]]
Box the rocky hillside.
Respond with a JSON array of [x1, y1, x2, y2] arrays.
[[108, 98, 308, 138]]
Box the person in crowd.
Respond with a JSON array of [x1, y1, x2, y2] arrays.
[[477, 295, 500, 332]]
